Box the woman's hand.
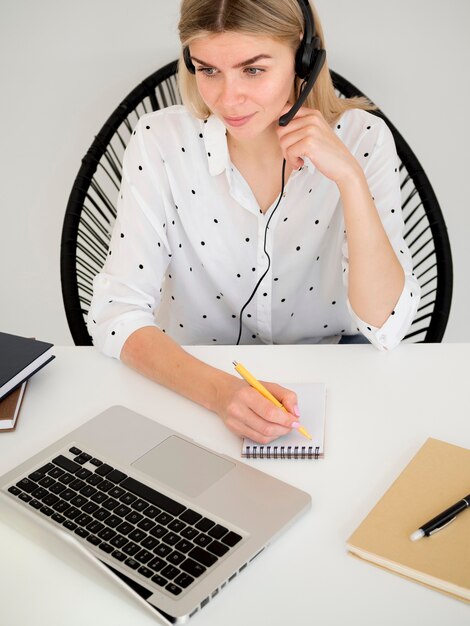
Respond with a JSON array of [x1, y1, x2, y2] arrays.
[[214, 375, 300, 444], [276, 105, 362, 188]]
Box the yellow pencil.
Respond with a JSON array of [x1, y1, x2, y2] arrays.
[[232, 361, 312, 441]]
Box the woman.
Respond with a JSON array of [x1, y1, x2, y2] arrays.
[[88, 0, 420, 444]]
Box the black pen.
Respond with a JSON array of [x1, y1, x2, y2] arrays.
[[410, 493, 470, 541]]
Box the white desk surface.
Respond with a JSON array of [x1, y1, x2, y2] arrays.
[[1, 344, 469, 625]]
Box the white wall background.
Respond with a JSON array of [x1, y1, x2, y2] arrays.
[[1, 0, 469, 345]]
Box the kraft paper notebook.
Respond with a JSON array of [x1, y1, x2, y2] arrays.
[[0, 381, 27, 431], [347, 438, 470, 602], [241, 383, 326, 459]]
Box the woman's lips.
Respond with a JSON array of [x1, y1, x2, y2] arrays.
[[223, 113, 255, 127]]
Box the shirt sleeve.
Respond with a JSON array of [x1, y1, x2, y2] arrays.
[[87, 116, 171, 358], [342, 118, 421, 351]]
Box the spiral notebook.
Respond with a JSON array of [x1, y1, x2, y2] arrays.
[[241, 383, 326, 459]]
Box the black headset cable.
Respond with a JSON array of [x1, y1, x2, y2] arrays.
[[236, 158, 287, 345]]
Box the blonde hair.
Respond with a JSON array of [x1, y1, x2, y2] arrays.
[[177, 0, 375, 125]]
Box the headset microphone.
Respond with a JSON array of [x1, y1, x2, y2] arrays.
[[278, 47, 326, 126]]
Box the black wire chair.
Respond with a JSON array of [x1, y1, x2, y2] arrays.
[[61, 60, 453, 346]]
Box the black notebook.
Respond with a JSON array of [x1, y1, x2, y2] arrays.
[[0, 332, 55, 401], [241, 383, 326, 459]]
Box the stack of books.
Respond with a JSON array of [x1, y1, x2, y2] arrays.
[[0, 332, 55, 431]]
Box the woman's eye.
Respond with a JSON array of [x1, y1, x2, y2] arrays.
[[245, 67, 263, 76], [197, 67, 217, 76]]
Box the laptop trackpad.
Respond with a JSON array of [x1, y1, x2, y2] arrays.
[[131, 435, 235, 498]]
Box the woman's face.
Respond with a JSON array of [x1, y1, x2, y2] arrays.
[[189, 31, 296, 141]]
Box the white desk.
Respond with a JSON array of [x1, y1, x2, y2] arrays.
[[1, 344, 469, 625]]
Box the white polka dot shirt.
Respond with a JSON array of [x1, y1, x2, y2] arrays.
[[88, 105, 420, 357]]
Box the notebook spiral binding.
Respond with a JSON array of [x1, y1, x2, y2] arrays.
[[244, 445, 320, 459]]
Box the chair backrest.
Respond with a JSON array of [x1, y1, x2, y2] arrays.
[[61, 60, 453, 346]]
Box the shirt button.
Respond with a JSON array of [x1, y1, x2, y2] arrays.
[[100, 278, 110, 287]]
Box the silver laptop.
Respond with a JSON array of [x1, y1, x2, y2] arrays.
[[0, 406, 310, 623]]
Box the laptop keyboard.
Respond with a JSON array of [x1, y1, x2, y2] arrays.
[[6, 446, 243, 598]]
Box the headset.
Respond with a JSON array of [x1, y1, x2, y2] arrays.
[[182, 0, 326, 343]]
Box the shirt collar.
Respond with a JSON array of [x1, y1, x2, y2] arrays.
[[203, 114, 229, 176], [202, 114, 316, 177]]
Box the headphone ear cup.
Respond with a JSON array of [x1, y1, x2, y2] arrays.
[[295, 43, 315, 79], [295, 35, 322, 79], [183, 47, 196, 74]]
